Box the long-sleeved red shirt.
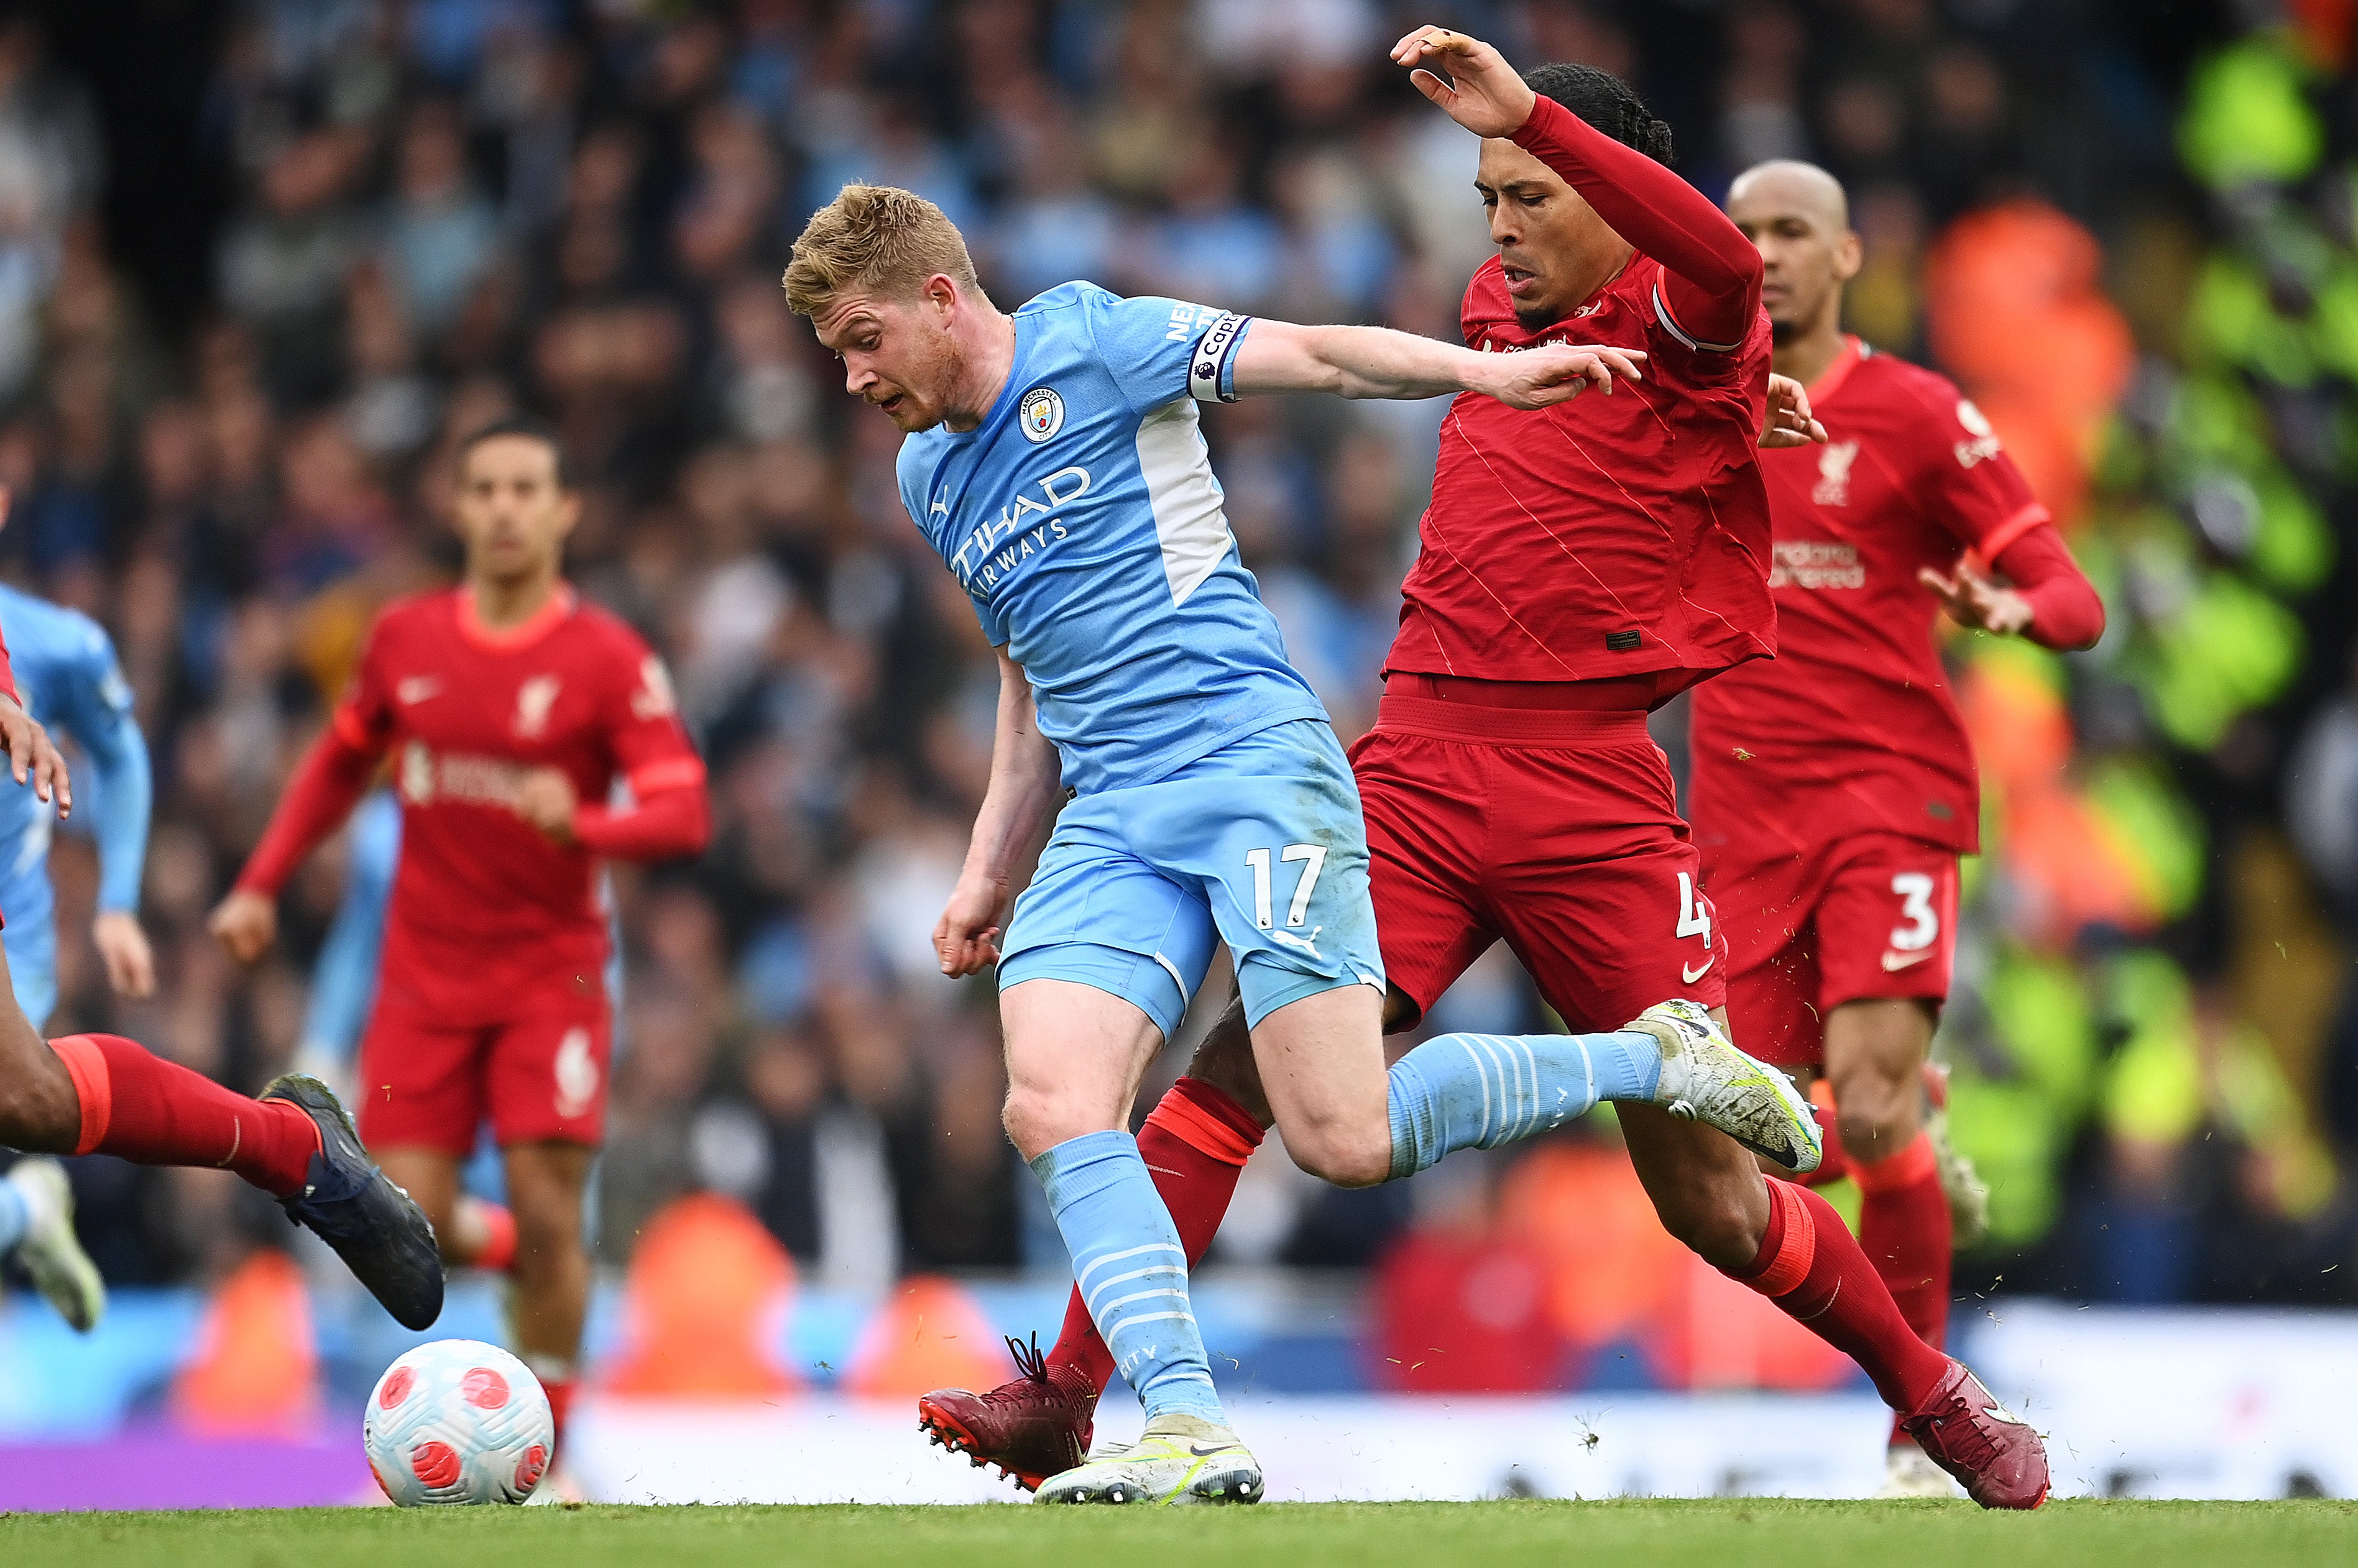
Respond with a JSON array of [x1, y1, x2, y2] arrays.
[[1389, 92, 1777, 690], [237, 586, 709, 1021], [1689, 336, 2106, 860]]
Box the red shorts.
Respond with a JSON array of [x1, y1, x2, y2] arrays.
[[1350, 691, 1727, 1033], [1707, 830, 1958, 1068], [354, 974, 612, 1156]]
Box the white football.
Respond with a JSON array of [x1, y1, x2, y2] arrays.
[[363, 1339, 555, 1506]]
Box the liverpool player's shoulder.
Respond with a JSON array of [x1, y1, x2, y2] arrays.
[[371, 586, 463, 629], [1845, 346, 1970, 421], [359, 587, 464, 658], [565, 597, 660, 667], [1842, 349, 2002, 464]]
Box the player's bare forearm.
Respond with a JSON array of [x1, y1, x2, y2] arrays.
[[937, 651, 1062, 978], [964, 651, 1063, 886], [1231, 320, 1642, 408]]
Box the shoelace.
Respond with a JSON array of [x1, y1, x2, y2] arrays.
[[1920, 1390, 2001, 1472], [985, 1332, 1068, 1408]]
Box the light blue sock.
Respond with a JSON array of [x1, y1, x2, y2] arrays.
[[1033, 1130, 1225, 1424], [0, 1175, 27, 1257], [1387, 1030, 1664, 1180]]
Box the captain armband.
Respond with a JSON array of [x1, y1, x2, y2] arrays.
[[1187, 313, 1252, 403]]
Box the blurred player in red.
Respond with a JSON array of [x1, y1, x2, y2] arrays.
[[1698, 162, 2104, 1495], [923, 27, 2049, 1509], [211, 418, 711, 1451]]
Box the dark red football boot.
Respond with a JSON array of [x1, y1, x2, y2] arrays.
[[918, 1334, 1095, 1493], [1899, 1359, 2052, 1509]]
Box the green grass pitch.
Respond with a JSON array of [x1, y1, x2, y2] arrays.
[[6, 1500, 2358, 1568]]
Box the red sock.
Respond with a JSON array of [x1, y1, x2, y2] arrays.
[[1724, 1176, 1950, 1414], [1856, 1134, 1951, 1446], [458, 1198, 518, 1272], [50, 1034, 320, 1198], [1798, 1080, 1849, 1189], [543, 1378, 574, 1454], [1855, 1133, 1950, 1349], [1048, 1076, 1265, 1396]]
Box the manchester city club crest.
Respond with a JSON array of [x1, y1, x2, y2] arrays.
[[1019, 385, 1064, 442]]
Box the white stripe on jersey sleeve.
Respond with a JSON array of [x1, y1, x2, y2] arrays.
[[1136, 400, 1233, 606], [1651, 282, 1746, 354]]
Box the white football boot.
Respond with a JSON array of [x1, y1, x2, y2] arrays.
[[1877, 1437, 1964, 1498], [7, 1158, 104, 1331], [1034, 1412, 1263, 1506], [1624, 999, 1823, 1174]]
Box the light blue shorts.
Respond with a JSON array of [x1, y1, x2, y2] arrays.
[[999, 719, 1386, 1041]]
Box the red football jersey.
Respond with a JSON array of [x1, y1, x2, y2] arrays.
[[333, 587, 702, 1017], [1687, 338, 2050, 859], [1385, 253, 1777, 685]]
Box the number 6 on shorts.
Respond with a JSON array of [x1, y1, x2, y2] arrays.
[[1245, 843, 1329, 929]]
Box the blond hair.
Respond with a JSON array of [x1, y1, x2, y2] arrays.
[[783, 183, 982, 317]]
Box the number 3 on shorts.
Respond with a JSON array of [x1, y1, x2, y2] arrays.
[[1245, 844, 1329, 930], [1889, 872, 1938, 951]]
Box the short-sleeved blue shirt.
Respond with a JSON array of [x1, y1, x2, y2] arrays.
[[896, 283, 1326, 794], [0, 583, 149, 918]]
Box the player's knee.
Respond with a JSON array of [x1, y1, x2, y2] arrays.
[[1000, 1083, 1109, 1162], [1283, 1118, 1391, 1189], [1654, 1183, 1762, 1271], [0, 1042, 80, 1152]]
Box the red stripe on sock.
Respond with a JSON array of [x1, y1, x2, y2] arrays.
[[1748, 1176, 1817, 1296], [1853, 1131, 1937, 1194], [1051, 1077, 1263, 1396], [1725, 1178, 1950, 1412], [1142, 1076, 1266, 1167], [50, 1034, 111, 1155]]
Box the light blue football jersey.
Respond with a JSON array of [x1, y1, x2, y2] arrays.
[[0, 583, 152, 1022], [895, 282, 1327, 794]]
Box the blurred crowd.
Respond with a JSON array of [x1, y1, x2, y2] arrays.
[[0, 0, 2354, 1323]]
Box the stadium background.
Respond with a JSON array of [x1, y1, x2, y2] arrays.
[[2, 0, 2357, 1506]]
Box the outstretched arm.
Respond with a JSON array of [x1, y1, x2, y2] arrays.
[[1393, 25, 1762, 350], [936, 648, 1065, 979], [58, 654, 155, 996], [211, 721, 385, 963], [1230, 319, 1644, 408]]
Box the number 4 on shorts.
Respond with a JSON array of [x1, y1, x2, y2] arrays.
[[1676, 872, 1713, 944], [1245, 844, 1329, 929]]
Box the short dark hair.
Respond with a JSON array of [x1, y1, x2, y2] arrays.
[[1524, 62, 1674, 165], [458, 415, 574, 489]]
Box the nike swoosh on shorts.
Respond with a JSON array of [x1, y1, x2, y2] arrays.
[[1681, 956, 1715, 984], [1881, 950, 1934, 972]]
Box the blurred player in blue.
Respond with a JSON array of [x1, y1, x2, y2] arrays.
[[785, 184, 1821, 1505], [0, 486, 155, 1334]]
